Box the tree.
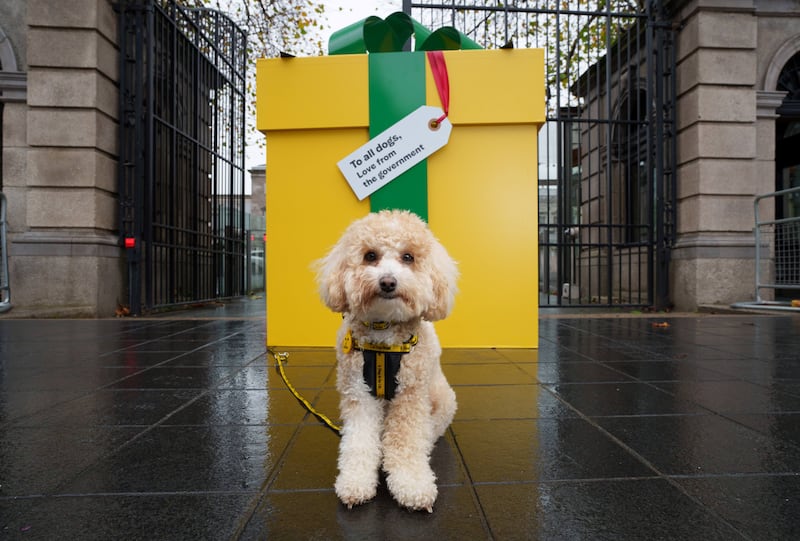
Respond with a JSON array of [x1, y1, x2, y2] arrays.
[[183, 0, 327, 56], [525, 0, 646, 107], [411, 0, 646, 109], [179, 0, 329, 164]]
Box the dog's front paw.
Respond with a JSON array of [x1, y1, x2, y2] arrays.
[[385, 469, 437, 512], [335, 472, 378, 509]]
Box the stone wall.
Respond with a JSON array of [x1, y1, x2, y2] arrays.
[[672, 1, 760, 309], [671, 0, 800, 309], [2, 0, 123, 317]]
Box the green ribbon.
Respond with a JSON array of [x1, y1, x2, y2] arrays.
[[329, 12, 481, 221], [329, 12, 482, 55]]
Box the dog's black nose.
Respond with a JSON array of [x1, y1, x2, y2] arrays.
[[379, 275, 397, 293]]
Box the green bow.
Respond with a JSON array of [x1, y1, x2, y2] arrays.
[[329, 12, 482, 55], [329, 12, 482, 221]]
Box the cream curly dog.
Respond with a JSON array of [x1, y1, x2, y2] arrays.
[[316, 209, 459, 512]]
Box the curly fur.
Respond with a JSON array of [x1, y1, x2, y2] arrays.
[[315, 210, 459, 512]]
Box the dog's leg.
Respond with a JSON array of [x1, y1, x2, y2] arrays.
[[335, 394, 383, 508], [429, 369, 457, 439], [381, 390, 438, 512]]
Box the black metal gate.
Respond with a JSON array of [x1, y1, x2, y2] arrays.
[[118, 0, 247, 315], [405, 0, 676, 309]]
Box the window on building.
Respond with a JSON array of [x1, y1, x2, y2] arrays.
[[612, 86, 649, 243]]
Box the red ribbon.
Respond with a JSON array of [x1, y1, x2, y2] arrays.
[[426, 51, 449, 124]]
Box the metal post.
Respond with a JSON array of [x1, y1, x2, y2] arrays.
[[754, 195, 763, 303], [0, 192, 12, 313]]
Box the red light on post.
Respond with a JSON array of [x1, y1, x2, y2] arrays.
[[124, 237, 136, 249]]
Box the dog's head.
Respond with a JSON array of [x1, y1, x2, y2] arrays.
[[315, 210, 458, 323]]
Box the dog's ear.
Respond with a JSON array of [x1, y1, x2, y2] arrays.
[[314, 242, 349, 313], [422, 240, 459, 321]]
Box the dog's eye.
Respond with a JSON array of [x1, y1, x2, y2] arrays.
[[363, 251, 378, 263], [402, 253, 414, 264]]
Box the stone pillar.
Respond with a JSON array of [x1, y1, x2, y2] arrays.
[[7, 0, 122, 317], [671, 0, 763, 310]]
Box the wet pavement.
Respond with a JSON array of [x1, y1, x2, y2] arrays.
[[1, 298, 799, 540]]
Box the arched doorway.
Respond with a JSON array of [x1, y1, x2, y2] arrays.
[[775, 51, 800, 298], [776, 50, 800, 197]]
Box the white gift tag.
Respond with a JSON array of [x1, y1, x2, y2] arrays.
[[337, 105, 452, 200]]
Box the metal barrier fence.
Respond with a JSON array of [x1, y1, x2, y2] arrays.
[[0, 192, 10, 313], [733, 186, 800, 311]]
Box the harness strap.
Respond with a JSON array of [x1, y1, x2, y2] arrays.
[[353, 333, 418, 353], [362, 320, 393, 330], [345, 330, 418, 400], [362, 350, 405, 400]]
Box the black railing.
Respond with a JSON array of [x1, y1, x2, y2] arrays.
[[118, 0, 247, 314], [406, 0, 676, 309]]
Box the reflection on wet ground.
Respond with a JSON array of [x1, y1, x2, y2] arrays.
[[1, 300, 799, 539]]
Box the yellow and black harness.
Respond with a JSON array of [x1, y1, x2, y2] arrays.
[[342, 327, 418, 400], [269, 324, 420, 435]]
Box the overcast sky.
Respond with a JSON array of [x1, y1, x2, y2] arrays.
[[322, 0, 403, 44], [246, 0, 403, 176]]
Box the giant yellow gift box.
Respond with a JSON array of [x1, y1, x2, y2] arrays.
[[257, 42, 544, 348]]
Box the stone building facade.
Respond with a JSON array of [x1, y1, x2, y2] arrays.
[[1, 0, 799, 315], [670, 0, 800, 309], [1, 0, 122, 316]]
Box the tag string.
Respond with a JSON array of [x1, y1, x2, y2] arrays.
[[426, 51, 449, 124]]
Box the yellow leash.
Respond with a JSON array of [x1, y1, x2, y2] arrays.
[[268, 349, 342, 435]]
